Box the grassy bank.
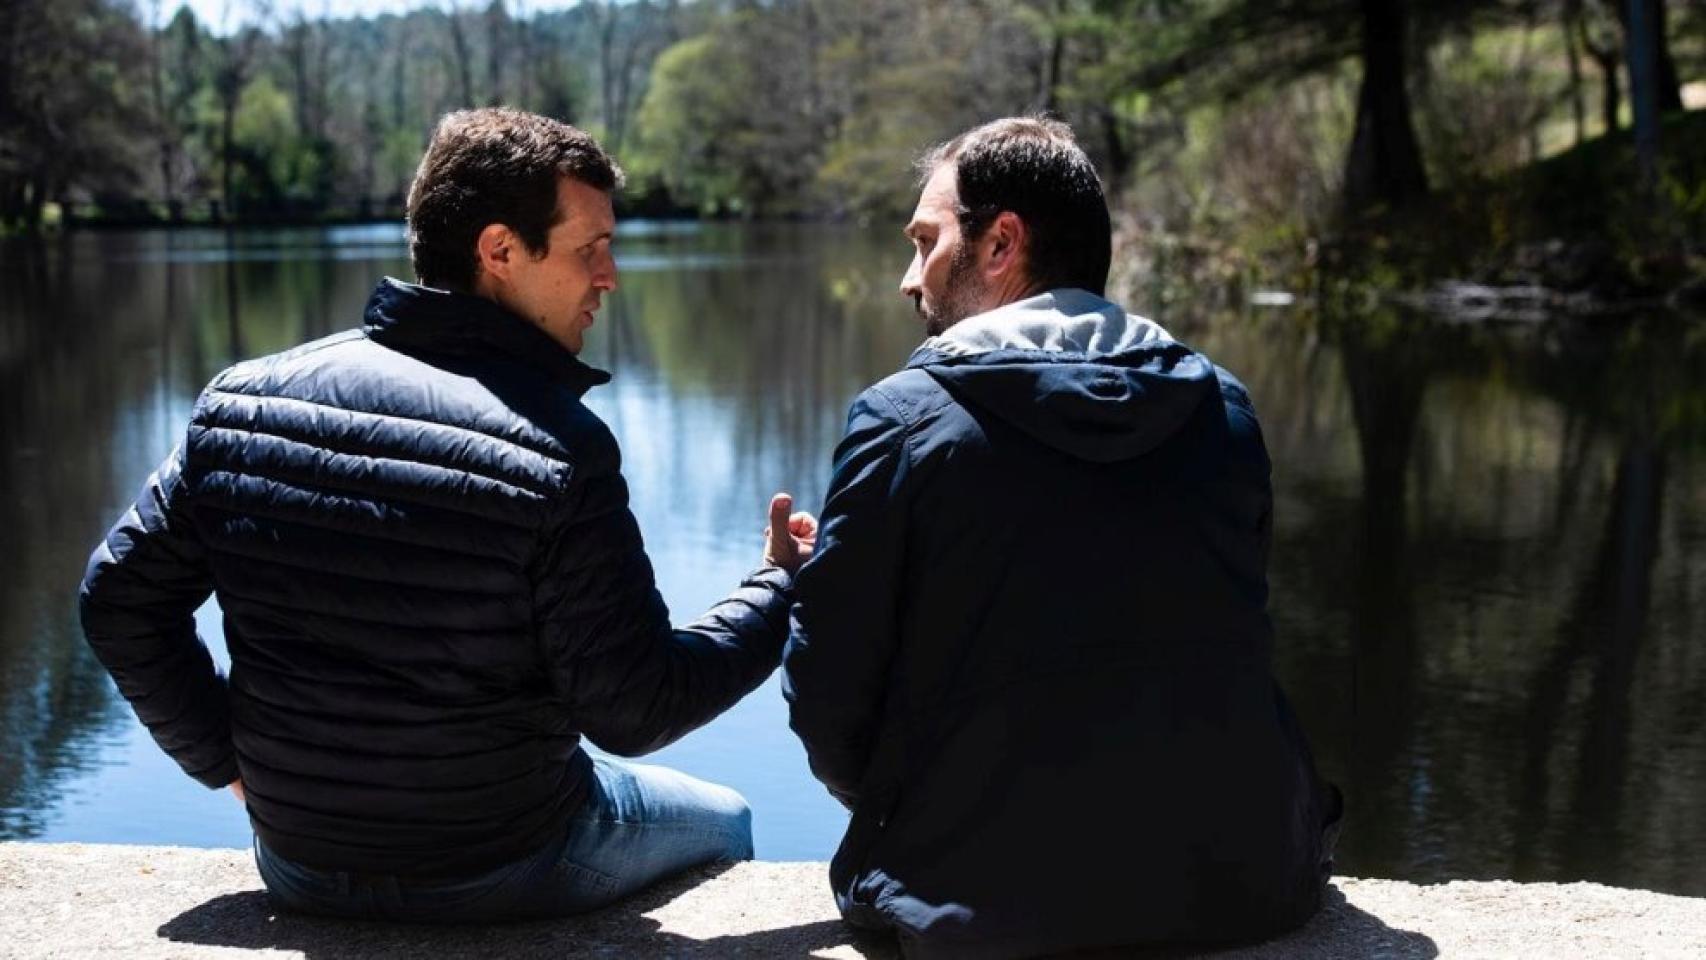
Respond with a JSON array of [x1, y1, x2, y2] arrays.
[[1332, 108, 1706, 300]]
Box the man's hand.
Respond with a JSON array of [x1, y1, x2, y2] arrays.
[[763, 493, 818, 574], [229, 778, 246, 805]]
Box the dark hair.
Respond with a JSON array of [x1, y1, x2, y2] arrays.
[[406, 108, 625, 291], [917, 117, 1111, 296]]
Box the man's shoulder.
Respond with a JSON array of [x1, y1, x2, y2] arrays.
[[1210, 362, 1256, 411], [192, 328, 613, 483], [857, 368, 951, 429], [206, 329, 373, 396]]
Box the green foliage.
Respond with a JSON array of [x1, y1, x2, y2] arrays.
[[0, 0, 155, 228], [814, 58, 980, 218], [632, 33, 763, 214], [2, 0, 1700, 299]]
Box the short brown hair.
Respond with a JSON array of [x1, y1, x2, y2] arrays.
[[918, 117, 1112, 297], [406, 108, 625, 291]]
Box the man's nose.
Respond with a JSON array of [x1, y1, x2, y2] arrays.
[[598, 252, 619, 292], [899, 256, 922, 297]]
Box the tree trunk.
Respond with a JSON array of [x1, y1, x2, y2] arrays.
[[1581, 27, 1620, 134], [446, 7, 477, 107], [598, 1, 616, 141], [485, 0, 506, 107], [1563, 1, 1586, 145], [313, 18, 331, 138], [149, 3, 178, 219], [1342, 0, 1429, 214], [23, 176, 46, 229], [1098, 105, 1130, 201], [1617, 0, 1684, 114], [391, 34, 409, 127], [1626, 0, 1661, 188], [1040, 0, 1066, 113], [287, 20, 312, 137], [514, 0, 532, 108], [803, 0, 824, 136], [221, 93, 236, 222]]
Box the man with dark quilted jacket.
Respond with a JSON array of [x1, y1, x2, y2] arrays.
[[79, 108, 817, 922]]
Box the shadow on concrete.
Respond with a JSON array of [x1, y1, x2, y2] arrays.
[[157, 864, 899, 959], [1058, 888, 1439, 959], [160, 876, 1431, 959], [1202, 887, 1438, 960]]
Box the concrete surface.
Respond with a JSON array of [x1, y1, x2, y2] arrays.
[[2, 842, 1703, 958]]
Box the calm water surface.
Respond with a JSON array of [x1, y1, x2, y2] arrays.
[[1, 224, 1703, 896]]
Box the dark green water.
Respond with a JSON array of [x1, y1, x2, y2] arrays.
[[1, 224, 1703, 896]]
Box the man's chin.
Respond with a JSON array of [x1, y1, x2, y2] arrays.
[[920, 306, 957, 337], [923, 311, 966, 338]]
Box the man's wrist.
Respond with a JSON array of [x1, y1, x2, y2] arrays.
[[750, 563, 796, 596]]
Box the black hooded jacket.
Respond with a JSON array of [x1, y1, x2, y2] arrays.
[[80, 279, 792, 877], [783, 290, 1337, 958]]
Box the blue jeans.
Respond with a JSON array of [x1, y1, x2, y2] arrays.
[[254, 756, 754, 923]]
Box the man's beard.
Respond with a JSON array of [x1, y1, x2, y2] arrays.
[[919, 240, 987, 337]]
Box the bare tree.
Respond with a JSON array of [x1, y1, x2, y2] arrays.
[[444, 2, 477, 107], [148, 0, 203, 219], [212, 0, 273, 222], [485, 0, 508, 106], [592, 0, 662, 154], [1578, 0, 1622, 134], [282, 5, 331, 140], [1562, 0, 1587, 145]]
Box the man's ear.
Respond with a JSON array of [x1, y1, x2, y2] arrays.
[[474, 223, 518, 284], [983, 211, 1027, 281]]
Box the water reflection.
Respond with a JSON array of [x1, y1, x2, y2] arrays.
[[1, 227, 1702, 895], [1181, 304, 1706, 893]]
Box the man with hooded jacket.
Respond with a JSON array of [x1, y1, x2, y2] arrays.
[[782, 117, 1341, 958]]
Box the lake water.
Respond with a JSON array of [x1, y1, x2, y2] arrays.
[[1, 224, 1702, 897]]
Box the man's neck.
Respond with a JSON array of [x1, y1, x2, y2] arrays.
[[987, 273, 1045, 313]]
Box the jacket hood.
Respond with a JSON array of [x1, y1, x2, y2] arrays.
[[907, 289, 1216, 463], [363, 278, 612, 396]]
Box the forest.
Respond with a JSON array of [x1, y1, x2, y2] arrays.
[[2, 1, 1702, 289]]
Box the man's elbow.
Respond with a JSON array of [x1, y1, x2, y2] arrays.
[[788, 712, 869, 800], [77, 574, 117, 648], [809, 753, 865, 807], [77, 578, 144, 650], [77, 539, 128, 634], [584, 723, 678, 759]]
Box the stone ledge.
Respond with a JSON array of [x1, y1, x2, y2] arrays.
[[2, 842, 1703, 958]]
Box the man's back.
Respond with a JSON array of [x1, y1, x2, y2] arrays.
[[785, 291, 1334, 957], [193, 281, 605, 875], [82, 109, 810, 921], [83, 279, 791, 879]]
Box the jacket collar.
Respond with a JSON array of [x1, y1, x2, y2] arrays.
[[907, 288, 1174, 369], [362, 278, 612, 396]]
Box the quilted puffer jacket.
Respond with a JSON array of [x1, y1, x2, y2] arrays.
[[80, 278, 793, 877]]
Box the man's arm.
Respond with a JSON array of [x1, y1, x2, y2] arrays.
[[80, 443, 236, 790], [536, 472, 803, 757], [782, 387, 911, 807]]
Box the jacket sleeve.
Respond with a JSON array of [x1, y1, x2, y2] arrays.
[[535, 469, 794, 758], [782, 387, 911, 807], [79, 443, 235, 789]]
